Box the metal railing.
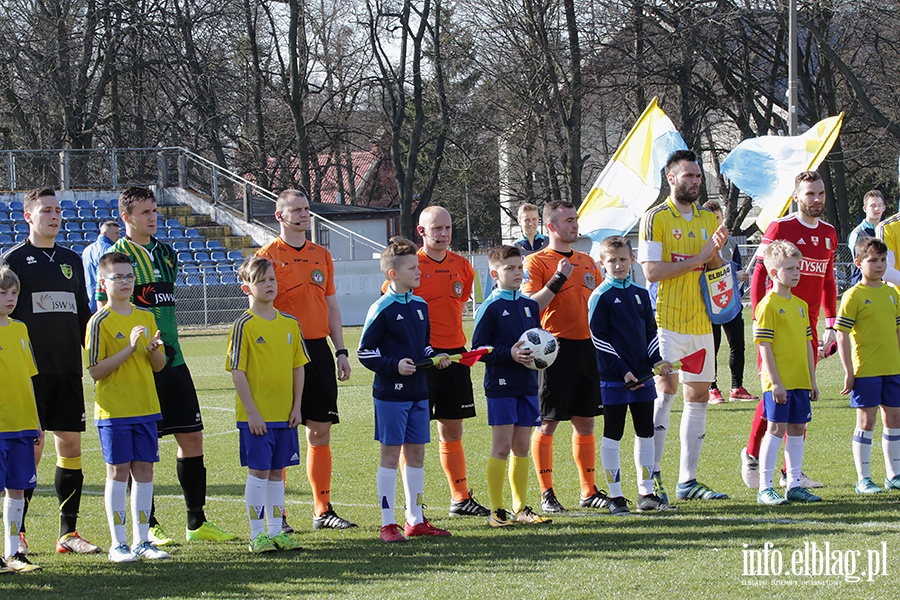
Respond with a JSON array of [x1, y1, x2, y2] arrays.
[[2, 147, 386, 259]]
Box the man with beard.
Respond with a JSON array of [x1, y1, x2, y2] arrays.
[[639, 150, 729, 503], [740, 171, 837, 490]]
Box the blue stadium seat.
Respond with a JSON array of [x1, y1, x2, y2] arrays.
[[206, 240, 223, 250], [176, 275, 187, 287], [65, 222, 82, 232], [71, 244, 85, 254], [227, 250, 244, 261], [185, 275, 202, 286], [77, 209, 93, 220], [155, 230, 168, 240], [0, 234, 12, 244], [75, 200, 92, 209], [182, 265, 200, 274], [220, 273, 238, 285], [215, 263, 231, 273], [0, 224, 11, 234], [83, 221, 99, 232], [14, 223, 29, 234], [172, 241, 188, 251], [95, 209, 111, 219], [66, 232, 83, 242], [189, 241, 205, 251], [185, 228, 201, 238], [62, 209, 77, 220], [14, 233, 26, 242], [10, 211, 24, 221], [59, 200, 75, 210], [92, 199, 107, 209], [9, 201, 23, 211], [0, 201, 6, 211], [194, 251, 210, 263], [210, 251, 226, 262], [111, 208, 119, 218], [165, 219, 180, 228], [0, 211, 9, 223], [168, 229, 184, 240], [177, 252, 194, 264]]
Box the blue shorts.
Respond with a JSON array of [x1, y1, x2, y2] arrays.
[[239, 427, 301, 471], [374, 399, 430, 445], [762, 390, 812, 424], [0, 436, 38, 490], [850, 375, 900, 409], [486, 395, 541, 427], [98, 421, 160, 465], [600, 381, 657, 406]]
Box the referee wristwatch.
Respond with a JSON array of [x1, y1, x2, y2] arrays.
[[335, 348, 349, 358]]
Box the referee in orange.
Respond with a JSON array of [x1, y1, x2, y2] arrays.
[[415, 206, 489, 517], [256, 189, 357, 530], [522, 200, 607, 513]]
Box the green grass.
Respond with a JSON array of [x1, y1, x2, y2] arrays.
[[3, 311, 899, 598]]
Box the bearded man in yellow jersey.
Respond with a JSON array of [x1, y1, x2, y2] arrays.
[[638, 150, 729, 503], [522, 201, 607, 513], [256, 189, 357, 531]]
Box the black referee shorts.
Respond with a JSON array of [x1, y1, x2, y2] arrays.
[[154, 362, 204, 437], [33, 373, 86, 432], [427, 346, 476, 420], [538, 338, 602, 421], [300, 338, 340, 425]]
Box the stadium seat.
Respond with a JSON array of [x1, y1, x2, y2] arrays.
[[10, 211, 24, 221], [0, 234, 12, 244], [155, 230, 168, 240], [177, 252, 194, 264], [227, 250, 243, 261], [210, 251, 226, 262], [185, 228, 201, 238], [9, 201, 23, 211], [0, 211, 9, 223], [194, 251, 210, 263], [220, 273, 238, 285], [65, 222, 82, 232], [185, 275, 202, 286], [175, 275, 186, 287], [215, 263, 231, 273], [71, 244, 85, 254], [75, 200, 92, 209], [77, 209, 93, 220], [206, 240, 223, 249], [182, 265, 200, 274], [92, 199, 107, 209], [172, 241, 188, 251], [0, 224, 11, 234], [0, 201, 6, 211], [111, 208, 119, 218], [14, 233, 26, 243], [165, 219, 180, 228], [189, 241, 205, 251], [66, 232, 82, 242], [14, 223, 29, 234], [168, 229, 184, 240], [83, 221, 99, 232], [95, 209, 111, 219], [62, 209, 77, 220], [59, 200, 75, 210]]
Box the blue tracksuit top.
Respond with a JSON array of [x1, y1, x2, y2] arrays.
[[472, 288, 541, 397], [358, 286, 434, 401], [588, 274, 662, 383]]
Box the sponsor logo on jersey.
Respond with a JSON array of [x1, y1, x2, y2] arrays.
[[452, 280, 464, 298], [502, 309, 509, 316], [134, 282, 176, 308], [26, 256, 36, 265], [688, 231, 695, 238], [256, 336, 266, 344], [865, 299, 871, 305], [797, 238, 806, 245], [311, 269, 326, 286], [60, 264, 73, 279], [396, 314, 404, 321], [32, 291, 77, 314], [672, 228, 682, 240], [799, 257, 829, 276], [583, 272, 596, 289], [116, 332, 125, 340], [779, 308, 786, 314]]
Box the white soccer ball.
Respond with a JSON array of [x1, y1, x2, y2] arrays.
[[518, 327, 558, 370]]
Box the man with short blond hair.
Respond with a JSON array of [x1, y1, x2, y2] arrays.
[[515, 203, 546, 256]]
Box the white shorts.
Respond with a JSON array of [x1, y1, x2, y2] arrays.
[[658, 329, 715, 383]]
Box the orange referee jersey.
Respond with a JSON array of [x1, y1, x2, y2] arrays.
[[522, 248, 599, 340], [415, 249, 474, 349], [256, 237, 336, 339]]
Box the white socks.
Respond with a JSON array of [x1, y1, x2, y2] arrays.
[[759, 433, 781, 490], [679, 402, 707, 483], [130, 480, 153, 545], [403, 466, 425, 526], [105, 479, 128, 546], [377, 466, 397, 527], [635, 436, 655, 496], [653, 393, 676, 473], [3, 496, 24, 559], [600, 437, 622, 498], [853, 429, 873, 480], [784, 435, 805, 491], [245, 475, 267, 539], [267, 479, 285, 537]]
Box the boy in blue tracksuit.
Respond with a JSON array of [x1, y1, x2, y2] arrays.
[[358, 237, 451, 543], [588, 236, 673, 515], [472, 245, 552, 528]]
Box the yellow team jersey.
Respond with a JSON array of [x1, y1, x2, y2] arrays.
[[639, 197, 719, 334], [226, 310, 309, 424], [754, 292, 813, 391], [834, 283, 900, 378], [0, 319, 40, 436], [877, 213, 900, 271], [86, 305, 162, 424]]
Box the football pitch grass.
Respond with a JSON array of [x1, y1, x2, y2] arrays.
[[3, 314, 899, 598]]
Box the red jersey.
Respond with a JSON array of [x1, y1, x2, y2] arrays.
[[750, 213, 837, 325], [415, 249, 474, 349]]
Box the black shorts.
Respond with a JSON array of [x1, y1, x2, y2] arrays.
[[301, 338, 340, 425], [154, 362, 204, 437], [33, 373, 86, 432], [427, 347, 476, 420], [538, 338, 601, 421]]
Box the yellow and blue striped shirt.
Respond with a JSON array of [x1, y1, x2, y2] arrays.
[[835, 283, 900, 378], [754, 292, 812, 391]]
